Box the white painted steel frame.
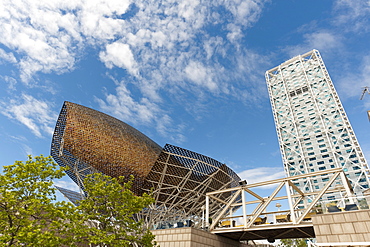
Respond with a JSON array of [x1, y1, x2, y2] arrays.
[[205, 168, 356, 231]]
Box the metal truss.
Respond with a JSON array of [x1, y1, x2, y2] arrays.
[[51, 102, 241, 228], [265, 49, 370, 197], [140, 144, 241, 227], [206, 168, 358, 236]]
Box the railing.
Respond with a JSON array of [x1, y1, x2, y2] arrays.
[[205, 168, 369, 231]]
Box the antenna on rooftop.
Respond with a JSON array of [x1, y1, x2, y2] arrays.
[[360, 86, 370, 100]]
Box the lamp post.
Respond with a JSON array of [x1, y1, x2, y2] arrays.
[[276, 202, 281, 211]]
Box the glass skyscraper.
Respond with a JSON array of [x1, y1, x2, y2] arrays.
[[266, 49, 370, 196]]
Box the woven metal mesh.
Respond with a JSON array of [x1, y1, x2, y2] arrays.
[[51, 101, 162, 194], [51, 101, 241, 223]]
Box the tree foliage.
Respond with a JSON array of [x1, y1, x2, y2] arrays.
[[76, 173, 156, 247], [0, 155, 156, 247], [279, 238, 313, 247], [0, 155, 76, 246]]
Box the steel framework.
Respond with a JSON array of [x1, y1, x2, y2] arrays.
[[265, 49, 370, 197], [205, 168, 363, 241], [141, 144, 241, 226], [51, 101, 241, 227]]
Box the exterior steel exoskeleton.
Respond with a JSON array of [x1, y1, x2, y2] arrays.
[[266, 49, 370, 197]]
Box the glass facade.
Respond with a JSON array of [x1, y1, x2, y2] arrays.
[[266, 50, 370, 195]]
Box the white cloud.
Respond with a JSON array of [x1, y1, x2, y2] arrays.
[[99, 42, 138, 76], [0, 0, 132, 82], [0, 0, 268, 140], [333, 0, 370, 33], [238, 166, 286, 185], [22, 144, 34, 157], [285, 31, 342, 58], [2, 75, 17, 91], [185, 60, 218, 91], [97, 82, 159, 125], [0, 94, 57, 137], [96, 81, 187, 143], [337, 55, 370, 100], [0, 48, 16, 63]]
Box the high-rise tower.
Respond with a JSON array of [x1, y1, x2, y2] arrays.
[[265, 49, 370, 196]]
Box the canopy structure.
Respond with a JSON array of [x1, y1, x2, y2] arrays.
[[51, 101, 241, 226]]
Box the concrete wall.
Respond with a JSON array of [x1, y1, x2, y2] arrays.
[[312, 209, 370, 244], [153, 227, 261, 247]]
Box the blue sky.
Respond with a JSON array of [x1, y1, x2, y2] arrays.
[[1, 0, 370, 192]]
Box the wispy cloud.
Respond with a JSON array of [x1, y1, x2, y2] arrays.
[[333, 0, 370, 33], [0, 48, 17, 64], [21, 144, 34, 157], [0, 94, 57, 138], [0, 0, 268, 140], [282, 0, 370, 102], [1, 75, 17, 91], [93, 0, 268, 139], [285, 31, 342, 58], [238, 166, 285, 185], [337, 55, 370, 100]]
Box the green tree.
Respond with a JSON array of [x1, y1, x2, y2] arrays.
[[279, 238, 313, 247], [0, 155, 77, 246], [0, 155, 157, 247], [75, 173, 156, 247]]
